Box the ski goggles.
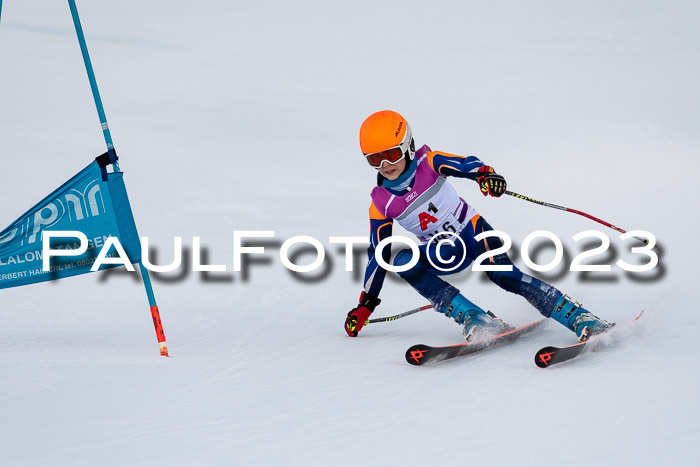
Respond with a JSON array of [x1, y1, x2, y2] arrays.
[[364, 146, 407, 168]]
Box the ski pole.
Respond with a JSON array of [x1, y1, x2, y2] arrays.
[[505, 190, 649, 245], [365, 304, 432, 325]]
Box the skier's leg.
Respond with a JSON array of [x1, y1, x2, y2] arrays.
[[392, 247, 460, 313], [466, 215, 612, 341], [393, 241, 506, 340]]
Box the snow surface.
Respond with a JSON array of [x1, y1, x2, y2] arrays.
[[1, 1, 699, 466]]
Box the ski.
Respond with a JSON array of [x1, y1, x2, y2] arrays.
[[534, 311, 644, 368], [405, 319, 546, 366], [534, 341, 589, 368]]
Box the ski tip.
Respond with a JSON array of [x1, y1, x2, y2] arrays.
[[534, 346, 559, 368], [405, 345, 431, 366]]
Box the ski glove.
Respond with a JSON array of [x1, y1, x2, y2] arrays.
[[476, 166, 507, 197], [345, 292, 381, 337]]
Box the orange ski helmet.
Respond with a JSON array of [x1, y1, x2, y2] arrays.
[[359, 110, 415, 167]]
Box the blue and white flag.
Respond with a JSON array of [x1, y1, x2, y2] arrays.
[[0, 156, 141, 289]]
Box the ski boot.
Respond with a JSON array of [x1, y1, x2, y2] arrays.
[[550, 294, 613, 342], [443, 294, 509, 341]]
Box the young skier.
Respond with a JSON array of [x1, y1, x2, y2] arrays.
[[344, 110, 612, 342]]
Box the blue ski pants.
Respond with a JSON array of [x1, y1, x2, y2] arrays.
[[393, 215, 562, 316]]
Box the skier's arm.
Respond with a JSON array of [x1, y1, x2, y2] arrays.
[[363, 201, 394, 297], [344, 202, 393, 337], [426, 151, 486, 179], [427, 151, 507, 197]]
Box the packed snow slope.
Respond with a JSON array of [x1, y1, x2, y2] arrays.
[[1, 1, 698, 466]]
